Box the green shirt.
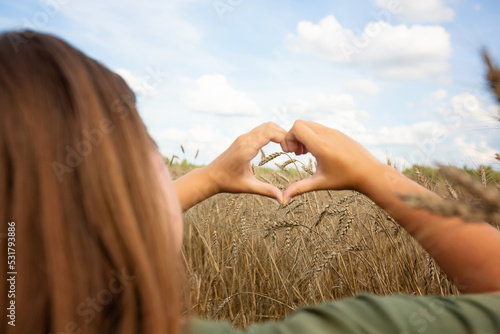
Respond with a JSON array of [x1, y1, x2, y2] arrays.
[[183, 293, 500, 333]]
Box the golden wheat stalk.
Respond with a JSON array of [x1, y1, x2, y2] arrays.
[[315, 251, 337, 277], [445, 179, 458, 201], [212, 230, 219, 260], [425, 252, 435, 284], [334, 209, 354, 244], [284, 226, 291, 248], [273, 172, 290, 184], [415, 168, 431, 189], [440, 166, 500, 211], [315, 209, 330, 227], [240, 216, 249, 245], [400, 194, 500, 224], [480, 165, 487, 186], [279, 159, 298, 170], [484, 50, 500, 104], [301, 165, 314, 175], [259, 152, 283, 166], [230, 238, 238, 265]]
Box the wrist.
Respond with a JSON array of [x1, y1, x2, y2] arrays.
[[197, 165, 222, 198], [358, 163, 438, 209], [355, 162, 395, 196]]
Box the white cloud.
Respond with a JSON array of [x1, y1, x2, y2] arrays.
[[268, 90, 498, 170], [287, 16, 356, 64], [156, 90, 499, 168], [274, 94, 357, 115], [271, 93, 446, 148], [270, 93, 369, 134], [270, 93, 457, 168], [437, 76, 453, 85], [486, 104, 500, 117], [437, 93, 493, 124], [287, 15, 451, 80], [453, 137, 498, 166], [47, 0, 204, 67], [115, 68, 158, 98], [371, 147, 413, 170], [430, 88, 448, 101], [181, 74, 261, 116], [359, 121, 447, 146], [151, 124, 233, 161], [151, 127, 187, 143], [345, 79, 381, 96], [375, 0, 455, 23]]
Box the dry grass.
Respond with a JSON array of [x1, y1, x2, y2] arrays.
[[403, 166, 500, 226], [174, 162, 498, 328]]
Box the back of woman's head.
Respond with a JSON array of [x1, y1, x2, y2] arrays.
[[0, 31, 181, 334]]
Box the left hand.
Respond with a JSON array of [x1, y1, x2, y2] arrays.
[[205, 122, 287, 204]]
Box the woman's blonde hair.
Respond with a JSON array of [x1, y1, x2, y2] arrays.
[[0, 31, 181, 333]]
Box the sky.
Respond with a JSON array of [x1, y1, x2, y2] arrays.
[[1, 0, 500, 170]]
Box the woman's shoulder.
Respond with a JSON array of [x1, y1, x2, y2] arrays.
[[182, 293, 500, 334]]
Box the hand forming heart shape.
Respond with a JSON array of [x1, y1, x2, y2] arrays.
[[207, 121, 384, 205]]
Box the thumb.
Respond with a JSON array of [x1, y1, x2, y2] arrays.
[[246, 178, 284, 204], [283, 175, 324, 204]]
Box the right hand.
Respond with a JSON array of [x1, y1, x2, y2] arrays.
[[281, 120, 384, 204]]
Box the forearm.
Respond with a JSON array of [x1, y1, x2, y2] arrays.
[[361, 164, 500, 293], [174, 166, 219, 212]]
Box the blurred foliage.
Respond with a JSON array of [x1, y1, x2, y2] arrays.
[[403, 165, 500, 184]]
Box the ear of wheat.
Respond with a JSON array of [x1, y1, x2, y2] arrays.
[[279, 159, 298, 170], [401, 193, 500, 225], [444, 180, 458, 201], [415, 168, 431, 189], [484, 50, 500, 105], [259, 152, 283, 166], [440, 166, 500, 211], [301, 165, 314, 176]]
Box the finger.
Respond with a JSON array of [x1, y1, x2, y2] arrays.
[[280, 137, 308, 154], [282, 175, 325, 204], [268, 122, 287, 135], [284, 121, 319, 156], [240, 123, 286, 161], [283, 139, 308, 155], [281, 131, 301, 154], [297, 142, 308, 155], [280, 140, 289, 152], [246, 177, 284, 204], [281, 139, 299, 154], [252, 123, 287, 148]]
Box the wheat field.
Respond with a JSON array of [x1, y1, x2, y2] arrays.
[[168, 159, 500, 328]]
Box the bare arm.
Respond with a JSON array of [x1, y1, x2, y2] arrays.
[[174, 166, 219, 212], [282, 120, 500, 294], [363, 164, 500, 293]]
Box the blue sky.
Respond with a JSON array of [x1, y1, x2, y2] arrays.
[[1, 0, 500, 169]]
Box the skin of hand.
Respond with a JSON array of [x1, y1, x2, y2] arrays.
[[281, 120, 385, 204], [174, 122, 287, 211], [281, 120, 500, 294]]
